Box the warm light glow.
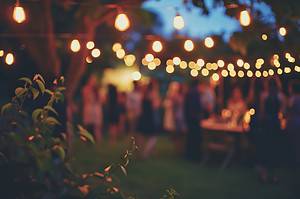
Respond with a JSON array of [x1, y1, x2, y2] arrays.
[[239, 10, 251, 27], [173, 15, 185, 30], [285, 52, 291, 59], [204, 37, 214, 48], [91, 48, 101, 58], [244, 62, 250, 70], [152, 41, 163, 53], [86, 41, 95, 50], [184, 40, 194, 52], [201, 68, 209, 76], [261, 34, 268, 41], [221, 70, 228, 77], [145, 53, 154, 62], [153, 58, 161, 66], [124, 54, 136, 66], [217, 60, 225, 68], [0, 50, 4, 57], [229, 70, 236, 77], [166, 65, 175, 73], [249, 108, 255, 115], [166, 59, 173, 65], [190, 69, 198, 77], [116, 49, 125, 59], [115, 13, 130, 31], [5, 53, 14, 65], [189, 61, 196, 69], [86, 56, 93, 64], [295, 65, 300, 72], [277, 68, 283, 75], [237, 70, 245, 78], [197, 59, 205, 67], [279, 27, 287, 36], [268, 69, 274, 76], [70, 39, 80, 52], [262, 71, 268, 77], [247, 70, 253, 77], [255, 71, 261, 77], [284, 67, 291, 73], [227, 63, 234, 71], [237, 59, 244, 67], [112, 43, 122, 52], [13, 6, 26, 24], [131, 71, 141, 81], [148, 62, 156, 70], [180, 61, 188, 69], [173, 57, 181, 65], [212, 73, 220, 81]]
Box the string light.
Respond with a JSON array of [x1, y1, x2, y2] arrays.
[[247, 70, 253, 77], [277, 68, 283, 75], [255, 71, 261, 77], [284, 67, 291, 73], [204, 37, 214, 48], [197, 59, 205, 67], [217, 60, 225, 68], [152, 41, 163, 53], [237, 59, 244, 67], [184, 40, 194, 52], [148, 62, 156, 70], [86, 41, 95, 50], [153, 58, 161, 66], [201, 68, 209, 76], [295, 65, 300, 72], [212, 73, 220, 81], [0, 50, 4, 57], [190, 69, 198, 77], [229, 70, 236, 77], [261, 34, 268, 41], [279, 27, 287, 36], [180, 61, 188, 69], [239, 10, 251, 26], [237, 70, 245, 78], [173, 14, 185, 30], [91, 48, 101, 58], [115, 13, 130, 31], [166, 65, 175, 73], [173, 57, 181, 65], [112, 43, 122, 52], [5, 53, 14, 65], [221, 70, 228, 77], [124, 54, 136, 66], [131, 71, 141, 81], [86, 56, 93, 64], [189, 61, 196, 69], [70, 39, 80, 52], [145, 53, 154, 62], [116, 49, 125, 59], [13, 2, 26, 24], [227, 63, 234, 71], [244, 62, 250, 70]]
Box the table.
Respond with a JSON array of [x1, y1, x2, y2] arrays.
[[200, 118, 248, 169]]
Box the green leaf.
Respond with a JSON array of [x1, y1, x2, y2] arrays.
[[77, 125, 95, 144], [15, 87, 26, 97], [19, 77, 32, 85], [1, 103, 13, 115], [45, 117, 61, 126], [36, 79, 45, 93], [120, 165, 127, 176], [32, 108, 43, 122], [30, 87, 40, 99], [44, 105, 58, 115], [56, 87, 66, 92], [52, 145, 65, 160]]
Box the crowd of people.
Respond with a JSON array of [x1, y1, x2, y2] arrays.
[[80, 75, 300, 182]]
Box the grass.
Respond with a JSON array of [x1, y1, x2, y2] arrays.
[[70, 135, 298, 199]]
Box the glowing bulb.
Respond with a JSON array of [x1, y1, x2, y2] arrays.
[[261, 34, 268, 41], [70, 39, 80, 52], [237, 59, 244, 67], [279, 27, 287, 36], [221, 70, 228, 77], [229, 70, 236, 77], [204, 37, 214, 48], [294, 66, 300, 72], [239, 10, 251, 27], [244, 62, 250, 70], [152, 41, 163, 53], [212, 73, 220, 81], [173, 14, 184, 30], [277, 68, 283, 75], [145, 53, 154, 62], [201, 68, 209, 76], [227, 63, 234, 71], [148, 62, 156, 70], [86, 56, 93, 64], [5, 53, 14, 65], [247, 70, 253, 77], [249, 108, 255, 115], [284, 67, 291, 73], [238, 70, 245, 78], [268, 69, 274, 76], [0, 50, 4, 57], [13, 5, 26, 24], [190, 69, 198, 77], [166, 59, 173, 65], [91, 48, 101, 58], [166, 65, 174, 73], [153, 58, 161, 66], [124, 54, 136, 66], [189, 61, 196, 69], [112, 43, 122, 52], [197, 59, 205, 67], [217, 60, 225, 68], [116, 49, 125, 59], [263, 71, 268, 77], [173, 57, 181, 65], [86, 41, 95, 50], [115, 13, 130, 31], [184, 40, 194, 52], [180, 61, 187, 69], [255, 71, 261, 77], [132, 71, 141, 81]]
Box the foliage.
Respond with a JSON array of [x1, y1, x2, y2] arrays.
[[0, 75, 138, 199]]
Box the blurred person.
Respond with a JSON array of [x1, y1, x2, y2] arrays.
[[227, 86, 247, 124], [118, 92, 127, 134], [82, 75, 103, 142], [107, 84, 120, 144], [126, 81, 142, 134], [163, 82, 177, 133], [199, 81, 216, 118], [138, 80, 160, 158], [184, 80, 203, 161]]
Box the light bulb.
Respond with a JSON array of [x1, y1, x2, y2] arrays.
[[13, 5, 26, 24], [173, 15, 184, 30], [152, 41, 163, 53], [91, 48, 101, 58], [184, 40, 194, 52], [70, 39, 80, 52], [204, 37, 214, 48], [115, 13, 130, 31], [145, 53, 154, 62], [5, 53, 14, 65], [132, 71, 141, 81], [279, 27, 287, 36], [86, 41, 95, 50], [239, 10, 251, 27]]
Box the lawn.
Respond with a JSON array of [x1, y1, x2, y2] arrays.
[[71, 135, 298, 199]]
